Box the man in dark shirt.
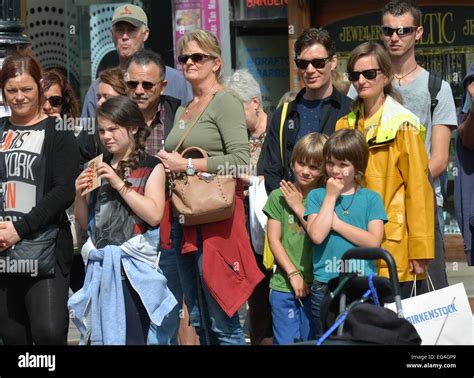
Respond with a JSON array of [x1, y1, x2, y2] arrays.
[[261, 28, 352, 193]]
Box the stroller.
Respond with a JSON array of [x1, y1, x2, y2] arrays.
[[301, 248, 421, 345]]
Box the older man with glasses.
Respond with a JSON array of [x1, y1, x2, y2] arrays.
[[261, 27, 352, 194], [78, 3, 192, 166]]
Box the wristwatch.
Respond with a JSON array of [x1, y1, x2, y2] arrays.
[[185, 158, 196, 176]]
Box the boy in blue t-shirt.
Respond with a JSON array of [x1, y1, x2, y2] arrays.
[[305, 129, 387, 336]]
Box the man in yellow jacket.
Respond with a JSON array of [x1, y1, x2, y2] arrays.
[[336, 95, 435, 297]]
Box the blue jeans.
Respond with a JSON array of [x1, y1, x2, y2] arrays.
[[175, 226, 245, 345], [147, 220, 183, 345], [270, 289, 314, 345], [310, 280, 328, 337]]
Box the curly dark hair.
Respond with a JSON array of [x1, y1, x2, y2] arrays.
[[294, 27, 336, 58], [96, 96, 150, 185], [43, 69, 80, 118]]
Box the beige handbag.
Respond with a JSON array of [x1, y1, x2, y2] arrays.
[[171, 146, 236, 226], [170, 97, 236, 226]]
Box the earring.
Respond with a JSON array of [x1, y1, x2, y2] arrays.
[[255, 108, 260, 117]]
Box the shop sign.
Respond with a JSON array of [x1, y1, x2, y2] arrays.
[[234, 0, 287, 20], [324, 6, 474, 52]]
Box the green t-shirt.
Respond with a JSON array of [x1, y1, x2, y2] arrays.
[[164, 90, 250, 173], [263, 189, 313, 293]]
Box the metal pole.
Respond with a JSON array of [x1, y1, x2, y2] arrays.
[[0, 0, 31, 56]]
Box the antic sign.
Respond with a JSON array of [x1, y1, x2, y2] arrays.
[[324, 6, 474, 52]]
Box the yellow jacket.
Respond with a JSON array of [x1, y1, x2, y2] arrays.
[[336, 96, 435, 282]]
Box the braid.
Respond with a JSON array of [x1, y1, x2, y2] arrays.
[[116, 127, 150, 185]]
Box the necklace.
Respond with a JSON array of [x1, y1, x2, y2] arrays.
[[185, 85, 218, 114], [394, 64, 418, 85], [339, 189, 357, 216]]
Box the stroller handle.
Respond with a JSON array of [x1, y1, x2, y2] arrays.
[[341, 248, 402, 305]]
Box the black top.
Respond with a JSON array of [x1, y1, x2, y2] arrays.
[[0, 115, 80, 274], [260, 87, 353, 194]]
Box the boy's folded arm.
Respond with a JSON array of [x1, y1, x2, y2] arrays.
[[307, 196, 337, 244]]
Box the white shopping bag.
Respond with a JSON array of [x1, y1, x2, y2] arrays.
[[385, 282, 472, 345], [248, 177, 268, 255]]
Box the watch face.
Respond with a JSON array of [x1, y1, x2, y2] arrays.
[[186, 167, 195, 175]]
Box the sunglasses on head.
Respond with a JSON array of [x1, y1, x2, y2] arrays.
[[177, 53, 211, 64], [381, 26, 418, 37], [294, 56, 332, 70], [347, 69, 382, 82], [45, 96, 64, 107], [125, 80, 161, 90]]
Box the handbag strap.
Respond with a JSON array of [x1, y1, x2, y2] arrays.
[[172, 91, 218, 153]]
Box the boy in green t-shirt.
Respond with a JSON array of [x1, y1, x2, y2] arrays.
[[263, 132, 327, 345]]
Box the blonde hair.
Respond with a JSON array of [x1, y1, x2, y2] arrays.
[[277, 90, 298, 108], [291, 132, 328, 187], [178, 29, 223, 80]]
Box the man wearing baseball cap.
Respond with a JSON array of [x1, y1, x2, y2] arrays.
[[111, 4, 148, 28], [79, 3, 192, 164]]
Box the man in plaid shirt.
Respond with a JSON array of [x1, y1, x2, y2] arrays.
[[125, 49, 181, 156]]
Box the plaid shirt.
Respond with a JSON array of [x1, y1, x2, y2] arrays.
[[145, 101, 165, 156]]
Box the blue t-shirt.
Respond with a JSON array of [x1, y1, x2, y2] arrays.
[[304, 187, 388, 283], [296, 97, 324, 141]]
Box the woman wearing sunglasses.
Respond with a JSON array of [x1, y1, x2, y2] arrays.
[[0, 54, 79, 344], [43, 69, 80, 127], [43, 69, 86, 295], [335, 41, 435, 298], [157, 29, 263, 345]]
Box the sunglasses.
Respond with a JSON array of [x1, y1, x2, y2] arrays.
[[347, 69, 382, 82], [177, 53, 211, 64], [294, 56, 332, 70], [45, 96, 64, 107], [381, 26, 418, 37], [125, 80, 161, 90]]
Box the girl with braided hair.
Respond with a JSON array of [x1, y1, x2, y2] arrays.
[[71, 96, 176, 345]]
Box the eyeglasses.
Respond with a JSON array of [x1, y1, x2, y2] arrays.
[[177, 53, 211, 64], [381, 26, 418, 37], [294, 56, 332, 70], [45, 96, 64, 107], [125, 80, 161, 90], [347, 69, 382, 82]]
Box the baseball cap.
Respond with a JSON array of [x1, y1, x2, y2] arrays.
[[111, 4, 148, 28]]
